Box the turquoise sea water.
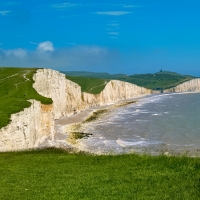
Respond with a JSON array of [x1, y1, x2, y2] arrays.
[[80, 93, 200, 155]]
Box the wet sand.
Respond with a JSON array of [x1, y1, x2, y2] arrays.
[[53, 98, 141, 149], [38, 95, 151, 151], [39, 93, 200, 156]]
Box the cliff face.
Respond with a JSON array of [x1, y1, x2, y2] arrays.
[[82, 80, 151, 106], [33, 69, 151, 115], [0, 100, 54, 151], [33, 69, 82, 119], [0, 69, 151, 152], [164, 78, 200, 93]]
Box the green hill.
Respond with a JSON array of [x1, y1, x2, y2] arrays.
[[0, 68, 196, 129], [64, 71, 128, 79], [66, 76, 108, 94], [119, 72, 195, 90], [64, 71, 196, 90], [0, 67, 52, 129]]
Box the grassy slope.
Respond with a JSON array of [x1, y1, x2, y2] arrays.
[[66, 76, 108, 94], [119, 72, 194, 89], [0, 148, 199, 200], [0, 67, 52, 129], [64, 71, 195, 90], [64, 71, 127, 79]]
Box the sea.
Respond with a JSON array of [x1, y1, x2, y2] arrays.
[[79, 92, 200, 155]]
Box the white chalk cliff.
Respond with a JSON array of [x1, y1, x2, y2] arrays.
[[164, 78, 200, 93], [0, 68, 152, 151]]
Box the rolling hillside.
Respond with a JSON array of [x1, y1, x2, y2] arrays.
[[64, 71, 196, 90], [0, 67, 52, 128], [66, 76, 108, 94]]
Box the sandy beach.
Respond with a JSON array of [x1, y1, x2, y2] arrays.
[[52, 97, 142, 150]]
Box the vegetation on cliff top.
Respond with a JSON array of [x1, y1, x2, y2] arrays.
[[0, 67, 52, 129], [0, 148, 199, 200], [66, 75, 108, 94], [64, 70, 196, 90], [0, 68, 196, 129]]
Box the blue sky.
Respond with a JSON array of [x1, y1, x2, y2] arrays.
[[1, 0, 200, 75]]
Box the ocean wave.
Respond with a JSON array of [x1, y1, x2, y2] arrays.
[[152, 113, 162, 116], [135, 119, 148, 122], [116, 139, 162, 147]]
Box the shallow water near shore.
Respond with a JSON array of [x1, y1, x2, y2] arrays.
[[78, 93, 200, 155]]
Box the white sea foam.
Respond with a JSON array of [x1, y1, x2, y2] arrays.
[[152, 113, 162, 116], [116, 139, 161, 147], [135, 120, 148, 122], [103, 140, 118, 146], [116, 139, 146, 147], [81, 93, 200, 154]]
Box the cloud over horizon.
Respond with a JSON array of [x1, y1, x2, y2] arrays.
[[123, 5, 140, 8], [0, 10, 11, 16], [37, 41, 54, 52], [0, 42, 118, 71]]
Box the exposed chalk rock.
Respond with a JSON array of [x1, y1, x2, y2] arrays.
[[0, 100, 54, 151], [33, 69, 152, 115], [164, 78, 200, 93], [0, 68, 152, 152]]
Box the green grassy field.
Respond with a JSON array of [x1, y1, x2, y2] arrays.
[[0, 67, 52, 129], [119, 72, 194, 89], [64, 71, 195, 90], [0, 148, 200, 200], [66, 76, 108, 94]]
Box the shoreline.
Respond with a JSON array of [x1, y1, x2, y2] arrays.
[[50, 92, 200, 156], [52, 97, 142, 151]]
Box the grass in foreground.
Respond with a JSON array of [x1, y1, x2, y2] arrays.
[[66, 76, 108, 94], [0, 148, 200, 200], [0, 67, 52, 128]]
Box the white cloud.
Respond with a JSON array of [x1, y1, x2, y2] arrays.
[[0, 45, 118, 71], [95, 11, 132, 16], [123, 5, 140, 8], [50, 3, 79, 9], [0, 10, 11, 16], [108, 32, 119, 35], [5, 48, 27, 58], [37, 41, 54, 52]]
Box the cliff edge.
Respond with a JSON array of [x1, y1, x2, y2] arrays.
[[164, 78, 200, 93], [0, 69, 151, 152]]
